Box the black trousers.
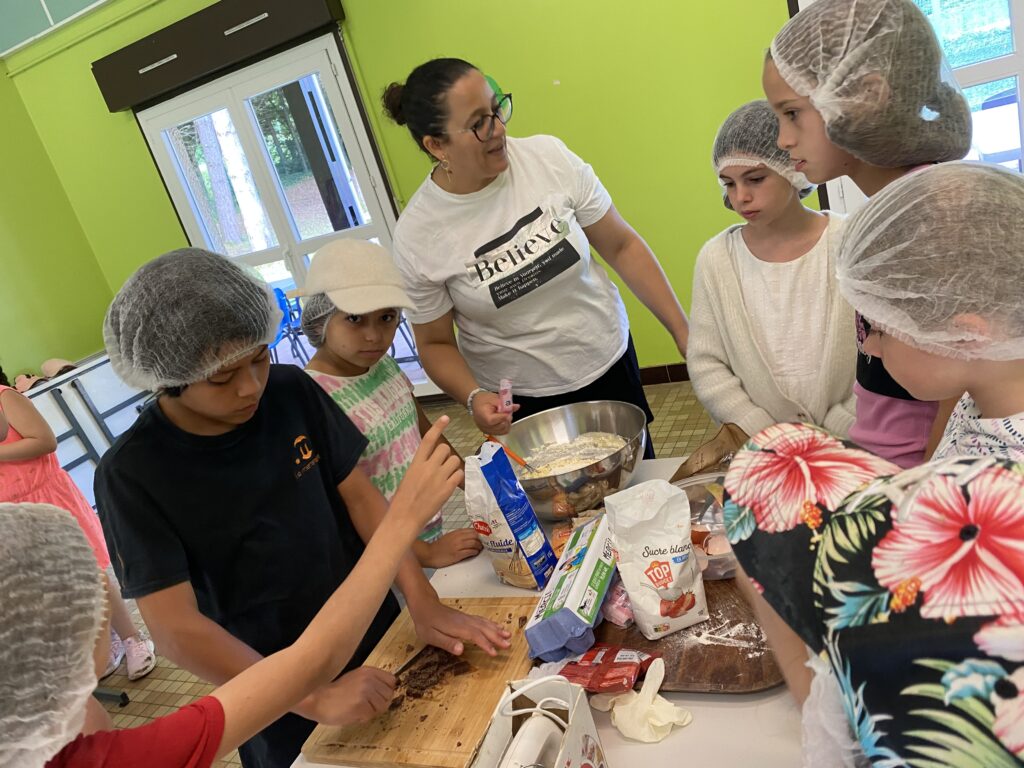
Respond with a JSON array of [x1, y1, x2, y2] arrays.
[[237, 599, 400, 767], [511, 334, 655, 459], [237, 710, 315, 768]]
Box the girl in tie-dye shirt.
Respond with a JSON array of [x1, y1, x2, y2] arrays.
[[300, 242, 482, 569]]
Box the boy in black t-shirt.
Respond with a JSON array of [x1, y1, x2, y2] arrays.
[[96, 250, 510, 768]]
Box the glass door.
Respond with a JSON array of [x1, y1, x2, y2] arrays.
[[138, 34, 396, 292], [914, 0, 1024, 172]]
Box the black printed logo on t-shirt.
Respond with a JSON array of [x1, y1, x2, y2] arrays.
[[293, 434, 320, 478], [464, 206, 581, 308]]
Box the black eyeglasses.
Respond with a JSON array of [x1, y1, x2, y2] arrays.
[[457, 93, 513, 142]]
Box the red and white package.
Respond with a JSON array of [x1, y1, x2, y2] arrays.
[[554, 643, 661, 694]]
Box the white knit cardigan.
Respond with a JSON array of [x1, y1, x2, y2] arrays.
[[687, 213, 856, 438]]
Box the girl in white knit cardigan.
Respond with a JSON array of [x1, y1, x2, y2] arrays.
[[688, 101, 856, 440]]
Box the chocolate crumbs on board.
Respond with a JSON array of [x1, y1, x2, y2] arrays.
[[397, 646, 475, 700]]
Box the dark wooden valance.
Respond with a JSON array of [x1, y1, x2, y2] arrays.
[[92, 0, 344, 112]]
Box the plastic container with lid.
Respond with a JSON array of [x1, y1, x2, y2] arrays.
[[672, 473, 737, 580]]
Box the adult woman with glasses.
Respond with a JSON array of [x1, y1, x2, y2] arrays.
[[383, 58, 687, 450]]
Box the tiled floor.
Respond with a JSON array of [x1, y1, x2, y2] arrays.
[[100, 381, 715, 767]]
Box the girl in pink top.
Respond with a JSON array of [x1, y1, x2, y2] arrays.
[[762, 0, 972, 467], [0, 367, 156, 680]]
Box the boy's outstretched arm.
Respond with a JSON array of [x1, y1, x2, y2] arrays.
[[340, 448, 511, 657], [410, 400, 482, 568], [210, 417, 464, 758]]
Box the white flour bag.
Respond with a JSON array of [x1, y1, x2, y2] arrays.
[[464, 441, 557, 590], [605, 480, 708, 640]]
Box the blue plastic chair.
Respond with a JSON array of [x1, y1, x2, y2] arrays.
[[270, 288, 310, 364]]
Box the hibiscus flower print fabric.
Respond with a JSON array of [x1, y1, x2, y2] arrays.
[[723, 423, 1024, 766]]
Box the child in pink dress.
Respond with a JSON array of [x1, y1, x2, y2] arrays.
[[0, 369, 156, 680]]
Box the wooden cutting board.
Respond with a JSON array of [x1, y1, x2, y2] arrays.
[[595, 578, 783, 693], [302, 597, 536, 768]]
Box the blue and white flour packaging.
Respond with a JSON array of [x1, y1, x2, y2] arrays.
[[465, 441, 558, 590], [525, 515, 616, 662]]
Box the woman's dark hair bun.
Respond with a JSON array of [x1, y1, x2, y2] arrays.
[[383, 58, 478, 157], [382, 82, 406, 125]]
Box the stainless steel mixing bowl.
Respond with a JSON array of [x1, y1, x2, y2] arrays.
[[501, 400, 647, 521]]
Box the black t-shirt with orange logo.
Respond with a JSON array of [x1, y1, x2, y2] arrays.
[[95, 362, 398, 687]]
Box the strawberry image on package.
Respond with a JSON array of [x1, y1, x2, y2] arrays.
[[605, 480, 708, 640]]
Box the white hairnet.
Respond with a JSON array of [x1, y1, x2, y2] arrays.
[[300, 293, 337, 349], [771, 0, 971, 167], [104, 249, 282, 391], [0, 504, 105, 768], [838, 162, 1024, 361], [713, 100, 815, 208]]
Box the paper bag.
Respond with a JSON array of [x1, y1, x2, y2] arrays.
[[668, 423, 748, 483], [474, 676, 608, 768]]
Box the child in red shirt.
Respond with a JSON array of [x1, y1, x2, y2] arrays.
[[1, 418, 462, 768]]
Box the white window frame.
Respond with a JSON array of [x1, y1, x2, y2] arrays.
[[137, 33, 396, 287], [947, 0, 1024, 173]]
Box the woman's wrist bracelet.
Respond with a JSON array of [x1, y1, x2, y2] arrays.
[[466, 387, 489, 415]]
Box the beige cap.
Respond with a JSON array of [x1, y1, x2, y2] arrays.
[[303, 239, 414, 314], [40, 359, 76, 379]]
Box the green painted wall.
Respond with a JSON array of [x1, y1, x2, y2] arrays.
[[340, 0, 791, 366], [5, 0, 789, 368], [0, 60, 112, 376], [4, 0, 212, 292]]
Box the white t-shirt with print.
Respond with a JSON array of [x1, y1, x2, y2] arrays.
[[392, 135, 629, 397], [934, 392, 1024, 461]]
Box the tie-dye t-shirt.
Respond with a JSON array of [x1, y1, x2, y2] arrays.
[[306, 357, 442, 542]]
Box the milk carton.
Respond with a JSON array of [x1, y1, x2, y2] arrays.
[[525, 515, 616, 661]]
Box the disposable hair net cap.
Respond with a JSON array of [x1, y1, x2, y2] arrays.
[[104, 249, 282, 391], [0, 503, 105, 768], [770, 0, 972, 167], [837, 162, 1024, 361], [300, 293, 338, 349], [712, 100, 814, 207]]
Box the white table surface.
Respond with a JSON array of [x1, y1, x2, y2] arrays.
[[294, 458, 801, 767]]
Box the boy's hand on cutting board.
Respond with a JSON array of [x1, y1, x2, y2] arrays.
[[410, 601, 512, 657], [301, 667, 397, 725]]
